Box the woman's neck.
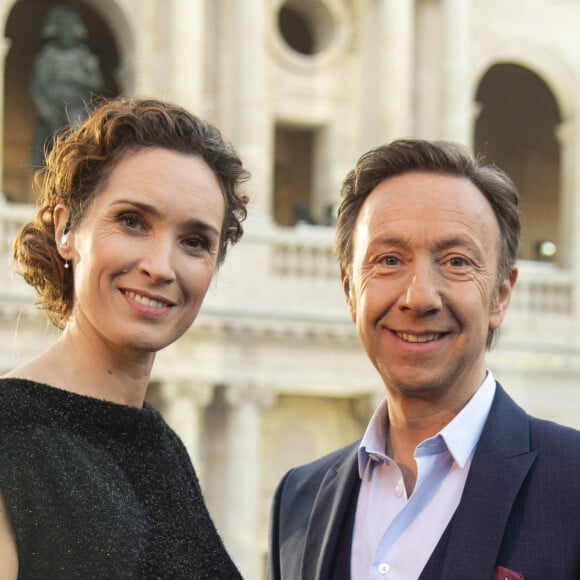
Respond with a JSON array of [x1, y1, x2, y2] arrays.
[[3, 329, 155, 408]]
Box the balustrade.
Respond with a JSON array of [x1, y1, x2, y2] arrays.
[[509, 260, 573, 316], [0, 198, 35, 303], [0, 201, 575, 344]]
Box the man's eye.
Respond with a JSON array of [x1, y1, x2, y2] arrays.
[[449, 257, 468, 267], [382, 256, 399, 266]]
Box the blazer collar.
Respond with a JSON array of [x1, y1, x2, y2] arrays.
[[422, 382, 538, 578], [301, 441, 360, 580]]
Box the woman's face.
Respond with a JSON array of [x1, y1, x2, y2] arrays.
[[57, 147, 225, 356]]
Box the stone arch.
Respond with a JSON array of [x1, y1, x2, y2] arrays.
[[2, 0, 133, 203], [474, 62, 562, 263], [473, 44, 576, 125]]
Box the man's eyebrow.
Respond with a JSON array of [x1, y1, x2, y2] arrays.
[[369, 235, 411, 248], [111, 199, 221, 237], [370, 234, 484, 255], [432, 236, 484, 256]]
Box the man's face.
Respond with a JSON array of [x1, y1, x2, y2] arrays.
[[343, 171, 517, 408]]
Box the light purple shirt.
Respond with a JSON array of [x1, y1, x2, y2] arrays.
[[351, 372, 497, 580]]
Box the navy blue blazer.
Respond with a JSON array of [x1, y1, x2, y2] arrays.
[[268, 383, 580, 579]]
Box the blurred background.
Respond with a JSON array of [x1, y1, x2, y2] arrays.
[[0, 1, 579, 577]]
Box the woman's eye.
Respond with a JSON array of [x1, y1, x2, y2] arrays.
[[118, 212, 145, 231], [184, 235, 211, 251]]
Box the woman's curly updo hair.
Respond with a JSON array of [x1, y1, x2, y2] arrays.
[[13, 97, 250, 329]]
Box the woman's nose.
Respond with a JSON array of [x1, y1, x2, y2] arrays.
[[138, 240, 176, 284]]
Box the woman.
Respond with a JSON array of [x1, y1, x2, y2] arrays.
[[0, 98, 249, 578]]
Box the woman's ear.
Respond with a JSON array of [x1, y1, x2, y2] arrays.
[[54, 204, 72, 259]]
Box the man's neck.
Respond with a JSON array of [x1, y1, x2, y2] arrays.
[[386, 411, 454, 496], [384, 382, 484, 495]]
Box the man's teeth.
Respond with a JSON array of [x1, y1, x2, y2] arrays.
[[125, 291, 166, 309], [397, 332, 441, 343]]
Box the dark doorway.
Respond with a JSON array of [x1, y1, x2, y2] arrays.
[[475, 63, 561, 262]]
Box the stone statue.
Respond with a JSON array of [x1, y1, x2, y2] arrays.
[[30, 5, 104, 166]]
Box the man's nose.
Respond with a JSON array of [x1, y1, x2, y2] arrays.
[[398, 262, 442, 315]]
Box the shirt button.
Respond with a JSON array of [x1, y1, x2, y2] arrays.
[[395, 482, 404, 498], [378, 562, 390, 575]]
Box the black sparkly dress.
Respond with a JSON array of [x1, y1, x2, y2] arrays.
[[0, 379, 242, 579]]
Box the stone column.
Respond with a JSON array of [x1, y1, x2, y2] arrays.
[[441, 0, 472, 143], [170, 0, 204, 111], [160, 381, 213, 478], [0, 37, 11, 190], [219, 0, 271, 217], [360, 0, 414, 150], [555, 118, 580, 320], [223, 384, 276, 580], [131, 2, 159, 95]]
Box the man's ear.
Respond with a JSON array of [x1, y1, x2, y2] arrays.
[[489, 266, 518, 331], [53, 204, 72, 260], [340, 266, 356, 323]]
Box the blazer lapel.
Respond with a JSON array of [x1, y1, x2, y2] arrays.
[[430, 384, 537, 578], [301, 442, 360, 580]]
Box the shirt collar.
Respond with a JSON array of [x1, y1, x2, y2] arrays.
[[358, 371, 497, 478], [358, 397, 389, 478], [438, 371, 496, 467]]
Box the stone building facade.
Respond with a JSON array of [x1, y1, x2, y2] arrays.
[[0, 1, 579, 577]]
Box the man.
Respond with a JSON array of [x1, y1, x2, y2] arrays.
[[268, 139, 580, 580]]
